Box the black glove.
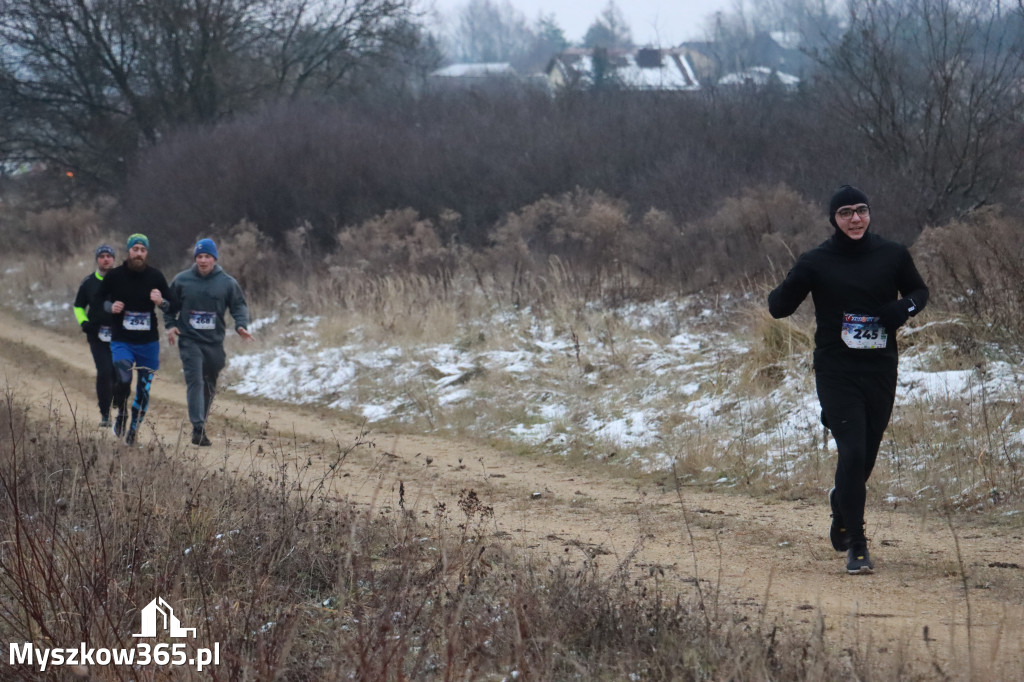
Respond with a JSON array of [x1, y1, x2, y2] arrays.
[[877, 298, 915, 331], [81, 320, 97, 335]]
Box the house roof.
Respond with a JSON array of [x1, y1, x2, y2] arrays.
[[717, 66, 800, 89], [546, 48, 700, 91], [429, 63, 517, 79]]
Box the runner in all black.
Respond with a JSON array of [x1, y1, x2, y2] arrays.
[[768, 185, 929, 574], [99, 234, 177, 445], [73, 244, 117, 427]]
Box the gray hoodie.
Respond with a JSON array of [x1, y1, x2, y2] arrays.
[[164, 263, 250, 345]]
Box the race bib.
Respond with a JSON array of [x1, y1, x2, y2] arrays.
[[98, 325, 112, 343], [123, 311, 151, 331], [841, 313, 887, 349], [189, 310, 216, 330]]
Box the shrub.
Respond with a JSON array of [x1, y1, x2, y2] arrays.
[[18, 204, 107, 258], [680, 184, 822, 291], [914, 207, 1024, 355], [215, 220, 283, 305], [333, 208, 460, 276]]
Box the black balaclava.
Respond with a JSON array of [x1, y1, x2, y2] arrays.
[[828, 185, 870, 229]]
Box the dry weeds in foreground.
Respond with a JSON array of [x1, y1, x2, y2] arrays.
[[0, 390, 935, 681]]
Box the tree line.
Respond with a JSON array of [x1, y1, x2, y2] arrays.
[[1, 0, 1023, 261]]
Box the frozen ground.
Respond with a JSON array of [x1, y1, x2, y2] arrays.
[[223, 298, 1024, 482], [10, 281, 1024, 502]]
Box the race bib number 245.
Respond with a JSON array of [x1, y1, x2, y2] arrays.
[[841, 313, 887, 349]]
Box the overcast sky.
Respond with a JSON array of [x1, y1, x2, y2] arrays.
[[424, 0, 736, 47]]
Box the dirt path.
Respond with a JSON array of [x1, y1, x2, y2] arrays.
[[1, 308, 1021, 679]]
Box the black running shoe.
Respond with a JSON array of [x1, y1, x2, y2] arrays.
[[125, 427, 137, 446], [99, 416, 111, 428], [191, 427, 212, 447], [846, 543, 874, 575], [113, 412, 127, 438], [829, 487, 850, 551]]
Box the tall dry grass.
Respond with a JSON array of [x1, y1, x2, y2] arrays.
[[914, 206, 1024, 357], [203, 194, 1024, 522], [2, 188, 1023, 679], [0, 390, 919, 680], [1, 189, 1023, 522]]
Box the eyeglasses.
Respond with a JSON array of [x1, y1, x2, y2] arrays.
[[836, 205, 870, 220]]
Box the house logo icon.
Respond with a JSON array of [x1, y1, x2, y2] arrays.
[[133, 598, 197, 638]]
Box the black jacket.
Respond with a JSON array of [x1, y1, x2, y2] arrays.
[[768, 231, 929, 374], [99, 262, 177, 344], [74, 272, 114, 336]]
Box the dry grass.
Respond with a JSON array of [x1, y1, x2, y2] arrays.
[[2, 200, 1023, 525], [0, 391, 907, 681], [915, 206, 1024, 356], [2, 191, 1024, 678]]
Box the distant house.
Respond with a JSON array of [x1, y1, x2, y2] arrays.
[[748, 31, 810, 76], [426, 63, 520, 92], [545, 48, 701, 92], [677, 42, 718, 83], [680, 31, 812, 87], [718, 66, 800, 90]]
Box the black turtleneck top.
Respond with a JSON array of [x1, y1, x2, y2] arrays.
[[767, 230, 929, 374], [99, 262, 176, 345]]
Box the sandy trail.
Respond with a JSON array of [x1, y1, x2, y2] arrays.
[[1, 308, 1021, 679]]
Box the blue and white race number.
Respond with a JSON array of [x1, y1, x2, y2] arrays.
[[189, 311, 216, 330], [123, 311, 151, 331], [841, 313, 887, 349]]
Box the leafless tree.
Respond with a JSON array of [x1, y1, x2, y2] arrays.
[[814, 0, 1024, 223], [0, 0, 417, 187], [449, 0, 532, 64], [583, 1, 633, 50]]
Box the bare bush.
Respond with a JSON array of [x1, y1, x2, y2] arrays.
[[914, 207, 1024, 355], [121, 90, 866, 261], [209, 184, 823, 319], [679, 184, 822, 292], [334, 208, 459, 276], [19, 204, 108, 258], [215, 220, 285, 305]]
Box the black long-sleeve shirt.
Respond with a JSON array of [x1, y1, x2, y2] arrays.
[[99, 262, 176, 344], [768, 232, 929, 374], [73, 271, 114, 334]]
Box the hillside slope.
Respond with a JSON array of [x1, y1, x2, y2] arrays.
[[0, 307, 1021, 679]]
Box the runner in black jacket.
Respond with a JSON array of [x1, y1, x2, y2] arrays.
[[73, 244, 117, 427], [768, 185, 928, 574], [99, 234, 177, 445]]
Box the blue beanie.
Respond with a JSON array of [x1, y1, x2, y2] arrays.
[[126, 233, 149, 250], [194, 238, 218, 260], [95, 244, 115, 259]]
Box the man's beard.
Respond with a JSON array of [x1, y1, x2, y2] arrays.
[[127, 256, 147, 271]]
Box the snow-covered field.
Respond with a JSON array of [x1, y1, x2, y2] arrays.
[[13, 281, 1023, 508], [223, 297, 1024, 504]]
